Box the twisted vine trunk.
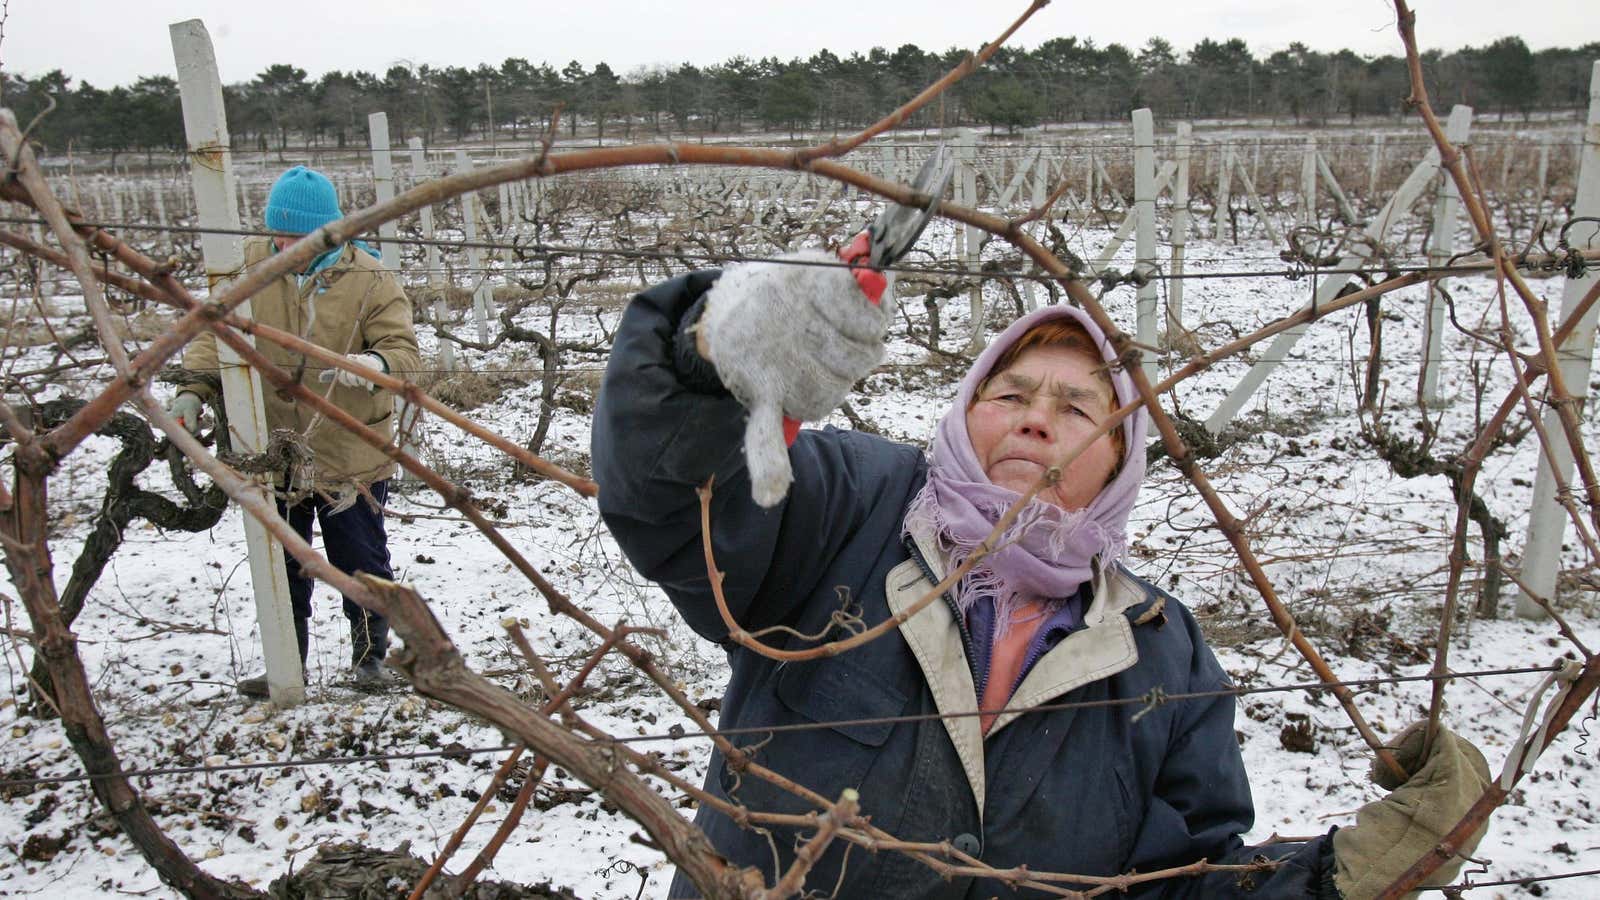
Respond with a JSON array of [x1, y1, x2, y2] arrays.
[[1, 442, 259, 900], [20, 400, 227, 713]]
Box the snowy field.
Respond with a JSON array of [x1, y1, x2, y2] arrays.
[[2, 175, 1598, 898]]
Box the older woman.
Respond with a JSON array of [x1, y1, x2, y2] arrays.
[[592, 259, 1487, 899]]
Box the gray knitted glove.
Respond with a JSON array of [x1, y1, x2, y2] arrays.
[[698, 249, 892, 507]]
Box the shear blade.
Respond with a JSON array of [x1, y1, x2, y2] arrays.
[[868, 144, 955, 270]]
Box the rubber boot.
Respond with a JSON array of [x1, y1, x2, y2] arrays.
[[237, 615, 309, 698], [350, 612, 397, 691]]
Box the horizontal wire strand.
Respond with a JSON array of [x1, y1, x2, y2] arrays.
[[0, 663, 1563, 789]]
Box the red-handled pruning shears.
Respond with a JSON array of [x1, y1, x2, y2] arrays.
[[781, 146, 955, 447], [838, 144, 956, 304]]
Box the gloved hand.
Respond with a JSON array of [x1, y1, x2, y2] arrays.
[[317, 352, 386, 391], [697, 247, 891, 507], [1332, 722, 1492, 900], [167, 391, 205, 435]]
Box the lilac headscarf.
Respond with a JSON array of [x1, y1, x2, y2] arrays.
[[902, 306, 1149, 629]]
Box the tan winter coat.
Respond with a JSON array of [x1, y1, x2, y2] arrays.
[[180, 236, 421, 488]]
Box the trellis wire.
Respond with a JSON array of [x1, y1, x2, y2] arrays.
[[3, 217, 1594, 285], [0, 662, 1565, 790]]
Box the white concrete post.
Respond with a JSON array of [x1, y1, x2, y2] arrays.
[[1084, 150, 1096, 213], [497, 181, 516, 270], [1517, 62, 1600, 619], [364, 112, 418, 479], [1368, 134, 1385, 201], [1022, 153, 1048, 311], [1095, 154, 1127, 209], [1214, 143, 1233, 240], [1090, 161, 1175, 275], [1422, 105, 1473, 405], [995, 148, 1038, 211], [152, 180, 172, 254], [495, 182, 510, 233], [1536, 134, 1553, 233], [1132, 109, 1158, 381], [1537, 135, 1551, 200], [32, 220, 55, 298], [958, 138, 986, 356], [1316, 152, 1359, 224], [170, 19, 304, 707], [1231, 156, 1281, 245], [452, 148, 493, 345], [1169, 122, 1192, 334], [1204, 146, 1447, 435], [1300, 136, 1318, 227], [408, 138, 453, 372], [367, 112, 400, 271]]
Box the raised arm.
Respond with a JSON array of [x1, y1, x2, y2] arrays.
[[591, 269, 920, 642]]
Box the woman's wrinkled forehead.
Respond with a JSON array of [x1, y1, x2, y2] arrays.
[[967, 310, 1119, 400]]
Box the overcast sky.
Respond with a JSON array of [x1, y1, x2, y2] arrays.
[[4, 1, 1591, 88]]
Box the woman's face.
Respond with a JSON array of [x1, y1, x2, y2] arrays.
[[965, 345, 1122, 511]]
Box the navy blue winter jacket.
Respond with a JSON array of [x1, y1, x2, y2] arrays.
[[591, 271, 1341, 898]]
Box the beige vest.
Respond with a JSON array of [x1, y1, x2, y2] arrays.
[[885, 520, 1146, 822]]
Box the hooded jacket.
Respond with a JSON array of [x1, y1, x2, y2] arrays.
[[591, 271, 1340, 898], [179, 236, 421, 489]]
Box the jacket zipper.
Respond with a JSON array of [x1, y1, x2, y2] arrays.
[[904, 537, 980, 690]]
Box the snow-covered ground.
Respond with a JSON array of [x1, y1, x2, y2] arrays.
[[2, 187, 1597, 898]]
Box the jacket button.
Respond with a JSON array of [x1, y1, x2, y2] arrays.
[[951, 832, 981, 857]]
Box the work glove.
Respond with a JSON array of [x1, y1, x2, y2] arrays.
[[317, 352, 386, 391], [167, 391, 205, 435], [697, 247, 892, 508], [1331, 722, 1492, 900]]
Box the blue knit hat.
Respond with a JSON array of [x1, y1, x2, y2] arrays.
[[265, 166, 342, 235]]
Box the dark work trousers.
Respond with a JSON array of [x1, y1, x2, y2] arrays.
[[277, 480, 393, 666]]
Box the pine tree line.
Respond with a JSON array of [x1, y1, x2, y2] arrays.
[[4, 35, 1595, 167]]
